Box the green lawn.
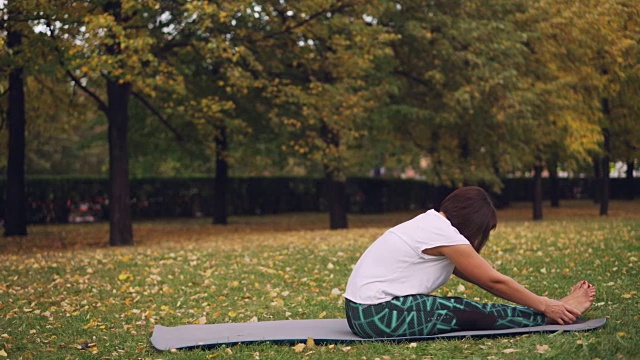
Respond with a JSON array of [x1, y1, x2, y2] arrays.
[[1, 200, 639, 359]]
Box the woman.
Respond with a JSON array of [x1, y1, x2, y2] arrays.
[[344, 186, 595, 338]]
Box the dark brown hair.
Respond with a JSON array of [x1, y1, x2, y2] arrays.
[[439, 186, 497, 253]]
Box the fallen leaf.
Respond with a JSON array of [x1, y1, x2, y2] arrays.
[[306, 337, 315, 348], [292, 343, 306, 353], [117, 272, 133, 281], [0, 349, 7, 357], [502, 348, 519, 354], [622, 293, 633, 299], [341, 346, 351, 352], [535, 344, 550, 353]]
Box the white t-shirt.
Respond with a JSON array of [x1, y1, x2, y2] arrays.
[[344, 209, 470, 304]]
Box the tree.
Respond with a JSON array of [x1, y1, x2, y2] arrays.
[[525, 0, 640, 216], [46, 0, 191, 245], [2, 0, 29, 236], [176, 1, 395, 229], [380, 0, 542, 192], [262, 1, 395, 229]]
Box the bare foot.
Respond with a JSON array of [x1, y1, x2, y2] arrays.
[[561, 281, 596, 315]]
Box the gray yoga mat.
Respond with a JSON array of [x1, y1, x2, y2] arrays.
[[151, 317, 607, 350]]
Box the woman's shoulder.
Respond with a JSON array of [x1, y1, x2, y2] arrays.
[[390, 209, 468, 247]]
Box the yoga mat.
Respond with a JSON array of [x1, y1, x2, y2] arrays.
[[151, 317, 607, 350]]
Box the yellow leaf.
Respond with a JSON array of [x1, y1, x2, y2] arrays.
[[292, 343, 306, 353], [318, 311, 327, 319], [536, 344, 550, 353], [0, 349, 7, 357], [118, 272, 133, 281], [502, 348, 519, 353], [306, 337, 315, 348]]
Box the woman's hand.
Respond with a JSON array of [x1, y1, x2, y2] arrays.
[[541, 297, 580, 325]]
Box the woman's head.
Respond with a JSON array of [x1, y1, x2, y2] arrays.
[[439, 186, 497, 253]]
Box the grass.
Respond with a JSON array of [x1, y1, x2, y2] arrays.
[[0, 200, 639, 359]]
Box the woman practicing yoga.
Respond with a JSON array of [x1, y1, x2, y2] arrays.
[[344, 186, 596, 338]]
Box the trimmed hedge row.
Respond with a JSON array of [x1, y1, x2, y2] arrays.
[[0, 176, 637, 224]]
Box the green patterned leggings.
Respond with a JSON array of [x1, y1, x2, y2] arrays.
[[345, 294, 546, 338]]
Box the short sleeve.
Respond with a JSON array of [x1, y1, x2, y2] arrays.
[[390, 209, 469, 254]]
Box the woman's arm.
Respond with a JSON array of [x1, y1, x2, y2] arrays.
[[426, 244, 580, 325]]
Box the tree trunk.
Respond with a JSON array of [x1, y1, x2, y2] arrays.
[[599, 97, 611, 216], [592, 157, 601, 204], [599, 129, 610, 216], [532, 164, 543, 221], [319, 120, 348, 229], [325, 170, 348, 229], [625, 160, 635, 200], [3, 17, 28, 237], [107, 80, 133, 246], [212, 123, 228, 225], [548, 157, 560, 208]]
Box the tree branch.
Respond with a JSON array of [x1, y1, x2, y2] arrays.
[[394, 69, 431, 88], [44, 21, 108, 112], [262, 2, 355, 40], [131, 91, 184, 142], [65, 70, 108, 113]]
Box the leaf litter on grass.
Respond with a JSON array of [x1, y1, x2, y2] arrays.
[[0, 200, 639, 359]]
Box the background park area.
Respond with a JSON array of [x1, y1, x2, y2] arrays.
[[1, 0, 639, 359], [0, 201, 639, 359]]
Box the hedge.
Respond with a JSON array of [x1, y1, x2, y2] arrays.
[[0, 176, 637, 224]]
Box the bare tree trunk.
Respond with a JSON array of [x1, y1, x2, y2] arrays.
[[212, 123, 228, 225], [548, 157, 560, 208], [625, 160, 635, 200], [592, 157, 601, 204], [103, 0, 133, 246], [599, 98, 611, 216], [599, 129, 610, 216], [4, 7, 27, 237], [532, 164, 543, 221], [325, 170, 348, 229], [320, 121, 348, 229], [107, 79, 133, 246]]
